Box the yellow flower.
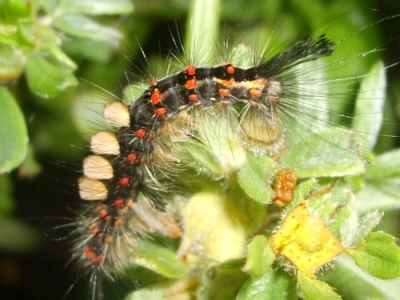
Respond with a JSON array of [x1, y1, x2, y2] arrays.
[[270, 201, 343, 276]]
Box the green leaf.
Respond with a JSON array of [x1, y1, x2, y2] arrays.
[[133, 239, 190, 279], [57, 0, 134, 15], [321, 255, 392, 300], [0, 217, 40, 252], [352, 61, 386, 151], [124, 281, 172, 300], [0, 175, 13, 215], [25, 55, 78, 98], [0, 87, 28, 173], [42, 0, 59, 14], [198, 259, 248, 300], [41, 43, 77, 70], [242, 235, 275, 277], [237, 267, 297, 300], [180, 141, 223, 176], [298, 271, 342, 300], [286, 178, 318, 210], [0, 43, 25, 81], [53, 14, 122, 46], [356, 177, 400, 214], [303, 183, 358, 242], [61, 36, 116, 63], [0, 0, 32, 23], [346, 232, 400, 279], [124, 276, 197, 300], [350, 211, 383, 246], [237, 155, 275, 203], [280, 127, 366, 178], [366, 149, 400, 179]]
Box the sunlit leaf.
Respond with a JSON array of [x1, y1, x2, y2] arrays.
[[0, 87, 28, 173]]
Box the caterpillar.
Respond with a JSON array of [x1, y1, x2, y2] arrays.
[[67, 11, 400, 300]]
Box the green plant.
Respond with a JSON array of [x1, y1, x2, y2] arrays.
[[1, 0, 400, 299]]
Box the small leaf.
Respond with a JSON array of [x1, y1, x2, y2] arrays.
[[180, 141, 223, 176], [0, 0, 32, 23], [124, 284, 166, 300], [125, 276, 197, 300], [352, 61, 386, 151], [25, 55, 78, 98], [287, 178, 318, 209], [198, 259, 248, 300], [298, 271, 342, 300], [304, 184, 355, 240], [366, 149, 400, 179], [346, 232, 400, 279], [61, 36, 116, 63], [350, 211, 383, 246], [0, 43, 25, 81], [321, 255, 392, 300], [53, 14, 122, 46], [237, 267, 297, 300], [57, 0, 134, 15], [41, 43, 77, 70], [356, 177, 400, 214], [134, 239, 189, 279], [237, 155, 275, 203], [243, 235, 275, 277], [0, 87, 28, 173], [280, 127, 365, 178]]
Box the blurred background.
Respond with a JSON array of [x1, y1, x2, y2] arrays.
[[1, 0, 400, 299]]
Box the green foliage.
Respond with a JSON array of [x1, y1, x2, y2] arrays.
[[0, 87, 27, 173], [1, 0, 400, 299]]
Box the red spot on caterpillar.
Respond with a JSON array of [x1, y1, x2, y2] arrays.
[[185, 78, 197, 90], [113, 199, 124, 207], [126, 153, 137, 163], [150, 80, 158, 86], [91, 254, 103, 264], [136, 128, 146, 138], [97, 208, 108, 219], [189, 94, 199, 101], [151, 88, 162, 105], [119, 176, 130, 186], [115, 218, 122, 227], [219, 88, 230, 97], [154, 107, 167, 116], [249, 89, 262, 98], [90, 226, 99, 236], [84, 247, 94, 259], [186, 65, 196, 76], [226, 65, 235, 74], [140, 156, 147, 164]]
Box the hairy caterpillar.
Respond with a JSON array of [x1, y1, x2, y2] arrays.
[[64, 10, 400, 300]]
